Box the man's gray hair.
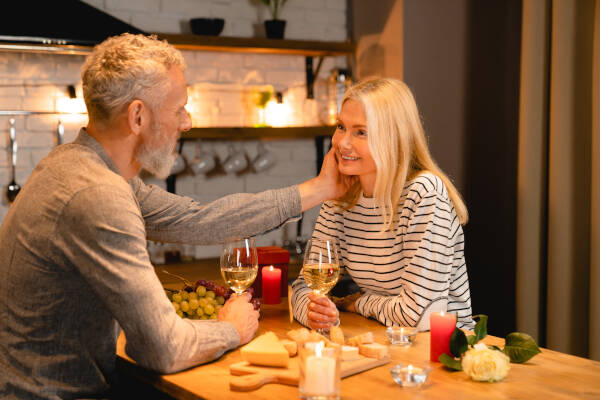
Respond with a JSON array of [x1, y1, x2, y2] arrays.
[[82, 33, 186, 122]]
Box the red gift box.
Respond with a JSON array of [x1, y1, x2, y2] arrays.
[[251, 246, 289, 298]]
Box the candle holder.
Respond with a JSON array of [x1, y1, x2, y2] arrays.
[[390, 363, 432, 388], [299, 341, 341, 400], [385, 326, 418, 347]]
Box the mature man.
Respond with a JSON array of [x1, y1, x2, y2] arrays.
[[0, 34, 348, 399]]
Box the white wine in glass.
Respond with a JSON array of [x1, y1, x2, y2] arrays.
[[220, 238, 258, 296], [303, 238, 340, 333]]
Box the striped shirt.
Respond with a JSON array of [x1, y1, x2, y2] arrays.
[[292, 172, 474, 330]]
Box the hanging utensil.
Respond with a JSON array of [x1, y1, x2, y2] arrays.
[[6, 118, 21, 203], [56, 120, 64, 146]]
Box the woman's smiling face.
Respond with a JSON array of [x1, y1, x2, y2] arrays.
[[332, 99, 377, 195]]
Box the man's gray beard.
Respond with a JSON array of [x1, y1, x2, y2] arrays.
[[135, 134, 177, 179]]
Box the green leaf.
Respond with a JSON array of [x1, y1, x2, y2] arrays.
[[503, 332, 541, 363], [473, 314, 488, 343], [467, 334, 477, 346], [449, 327, 468, 357], [439, 353, 463, 371], [260, 0, 270, 6]]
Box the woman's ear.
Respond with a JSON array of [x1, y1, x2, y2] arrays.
[[127, 99, 146, 136]]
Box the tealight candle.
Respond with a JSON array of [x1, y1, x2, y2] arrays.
[[390, 363, 431, 387], [261, 265, 281, 304], [430, 311, 456, 362], [386, 326, 417, 346]]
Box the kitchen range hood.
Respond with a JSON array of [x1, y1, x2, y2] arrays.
[[1, 1, 146, 54]]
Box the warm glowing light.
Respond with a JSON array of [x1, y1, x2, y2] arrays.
[[265, 99, 291, 127], [57, 97, 86, 115]]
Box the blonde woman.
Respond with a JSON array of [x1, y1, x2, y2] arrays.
[[291, 77, 474, 331]]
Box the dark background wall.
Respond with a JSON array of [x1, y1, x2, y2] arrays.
[[353, 0, 523, 337]]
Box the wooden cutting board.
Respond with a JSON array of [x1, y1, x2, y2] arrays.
[[229, 355, 391, 391]]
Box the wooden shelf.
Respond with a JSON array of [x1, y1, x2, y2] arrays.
[[181, 126, 334, 140], [153, 33, 355, 57]]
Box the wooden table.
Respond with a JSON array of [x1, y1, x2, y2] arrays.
[[117, 298, 600, 399]]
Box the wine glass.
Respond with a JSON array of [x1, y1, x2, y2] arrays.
[[220, 238, 258, 296], [302, 238, 340, 333]]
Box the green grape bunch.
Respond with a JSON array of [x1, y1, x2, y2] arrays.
[[164, 278, 260, 320]]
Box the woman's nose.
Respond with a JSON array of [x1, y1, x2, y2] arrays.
[[336, 132, 352, 149]]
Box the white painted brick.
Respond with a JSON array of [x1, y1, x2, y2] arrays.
[[0, 53, 23, 82], [19, 55, 56, 81], [305, 9, 332, 24], [324, 25, 348, 41], [26, 115, 58, 132], [213, 113, 244, 126], [0, 86, 25, 97], [196, 52, 245, 68], [243, 174, 297, 193], [217, 69, 244, 84], [266, 70, 304, 86], [54, 57, 86, 83], [0, 97, 22, 110], [241, 69, 266, 85], [223, 19, 256, 38], [132, 14, 182, 33], [185, 67, 219, 83], [162, 0, 211, 16], [106, 0, 160, 13], [243, 54, 291, 70], [279, 6, 306, 22], [22, 96, 55, 113], [196, 173, 245, 197], [19, 132, 55, 148], [326, 0, 346, 11]]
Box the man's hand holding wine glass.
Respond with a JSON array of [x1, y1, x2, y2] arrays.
[[218, 291, 259, 345]]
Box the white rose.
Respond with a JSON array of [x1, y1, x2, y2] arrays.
[[461, 344, 510, 382]]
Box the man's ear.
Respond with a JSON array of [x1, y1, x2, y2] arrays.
[[127, 99, 146, 136]]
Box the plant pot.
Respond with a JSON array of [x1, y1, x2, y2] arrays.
[[264, 19, 286, 39]]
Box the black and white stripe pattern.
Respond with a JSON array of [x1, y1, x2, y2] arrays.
[[292, 172, 474, 330]]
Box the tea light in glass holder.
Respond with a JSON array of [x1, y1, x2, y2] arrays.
[[386, 326, 418, 346], [390, 363, 431, 388]]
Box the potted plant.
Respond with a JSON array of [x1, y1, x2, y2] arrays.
[[261, 0, 287, 39]]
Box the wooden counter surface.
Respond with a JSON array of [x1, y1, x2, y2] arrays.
[[117, 297, 600, 399]]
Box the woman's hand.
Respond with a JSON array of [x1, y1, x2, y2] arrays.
[[306, 292, 339, 330]]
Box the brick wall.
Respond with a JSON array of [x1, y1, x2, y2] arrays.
[[0, 0, 347, 259]]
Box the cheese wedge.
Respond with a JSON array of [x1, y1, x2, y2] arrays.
[[358, 343, 389, 359], [330, 326, 345, 345], [348, 331, 374, 347], [241, 331, 289, 367], [280, 339, 298, 357], [341, 345, 360, 361]]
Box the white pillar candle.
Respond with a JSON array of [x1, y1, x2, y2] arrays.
[[303, 354, 336, 395]]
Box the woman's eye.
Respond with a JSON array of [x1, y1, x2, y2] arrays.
[[357, 130, 367, 137], [335, 123, 345, 131]]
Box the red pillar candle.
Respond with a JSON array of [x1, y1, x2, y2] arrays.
[[430, 311, 457, 362], [261, 265, 281, 304]]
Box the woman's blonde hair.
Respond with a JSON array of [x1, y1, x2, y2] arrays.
[[82, 33, 186, 123], [338, 77, 468, 229]]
